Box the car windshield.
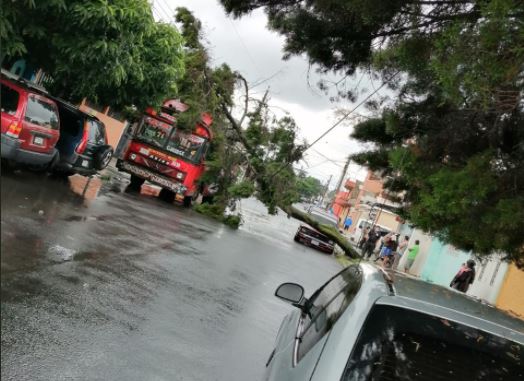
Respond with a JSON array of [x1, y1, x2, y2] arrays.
[[166, 130, 207, 163], [136, 116, 173, 148], [342, 304, 524, 381], [25, 95, 59, 129], [309, 211, 338, 227]]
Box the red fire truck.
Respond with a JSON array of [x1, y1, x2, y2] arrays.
[[117, 99, 213, 207]]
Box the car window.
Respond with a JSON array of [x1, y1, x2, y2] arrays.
[[341, 304, 524, 381], [299, 226, 330, 242], [1, 85, 20, 115], [166, 130, 207, 163], [297, 266, 362, 362], [136, 116, 172, 148], [24, 95, 59, 129], [88, 120, 106, 145]]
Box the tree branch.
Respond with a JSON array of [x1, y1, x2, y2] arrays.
[[222, 103, 253, 153], [283, 205, 359, 258], [236, 74, 250, 126], [372, 10, 480, 38]]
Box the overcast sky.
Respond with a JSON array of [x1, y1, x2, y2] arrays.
[[154, 0, 372, 186]]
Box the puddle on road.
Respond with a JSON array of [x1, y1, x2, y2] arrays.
[[47, 245, 76, 262], [63, 214, 111, 222]]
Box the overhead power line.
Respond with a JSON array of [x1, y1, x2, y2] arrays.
[[228, 19, 263, 78], [268, 71, 399, 179], [156, 0, 174, 20], [305, 72, 397, 151]]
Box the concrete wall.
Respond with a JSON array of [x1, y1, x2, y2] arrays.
[[362, 172, 383, 194], [496, 264, 524, 318], [467, 255, 508, 304], [400, 233, 508, 304], [397, 229, 433, 275], [376, 212, 400, 232], [420, 239, 471, 286]]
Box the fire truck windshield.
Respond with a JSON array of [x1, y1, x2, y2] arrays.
[[166, 130, 207, 163], [136, 117, 172, 148]]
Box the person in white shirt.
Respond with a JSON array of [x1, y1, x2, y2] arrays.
[[392, 235, 409, 270]]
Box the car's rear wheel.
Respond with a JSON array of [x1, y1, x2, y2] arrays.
[[94, 145, 113, 170], [125, 174, 144, 193], [158, 188, 175, 203], [294, 234, 300, 242]]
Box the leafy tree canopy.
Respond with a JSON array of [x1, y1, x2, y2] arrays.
[[296, 173, 324, 201], [221, 0, 524, 262], [1, 0, 185, 110], [173, 8, 306, 217]]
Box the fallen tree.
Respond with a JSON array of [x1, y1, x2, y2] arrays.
[[284, 205, 360, 259]]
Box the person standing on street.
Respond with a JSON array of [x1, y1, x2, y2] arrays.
[[392, 235, 409, 270], [404, 240, 420, 273], [378, 232, 394, 258], [358, 227, 370, 248], [450, 260, 476, 292], [363, 228, 379, 259], [381, 236, 398, 268], [343, 216, 352, 231]]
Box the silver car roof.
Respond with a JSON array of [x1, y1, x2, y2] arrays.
[[365, 265, 524, 340]]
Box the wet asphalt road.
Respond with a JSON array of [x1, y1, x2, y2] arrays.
[[1, 169, 342, 381]]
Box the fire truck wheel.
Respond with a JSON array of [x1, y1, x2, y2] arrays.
[[125, 174, 144, 193], [183, 196, 192, 208], [159, 188, 175, 203]]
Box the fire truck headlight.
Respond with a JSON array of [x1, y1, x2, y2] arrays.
[[176, 172, 184, 180], [130, 153, 136, 160]]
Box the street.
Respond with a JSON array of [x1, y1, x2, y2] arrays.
[[1, 170, 342, 381]]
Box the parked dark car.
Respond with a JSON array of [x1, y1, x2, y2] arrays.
[[52, 100, 113, 175], [294, 225, 335, 254], [1, 75, 60, 170], [294, 209, 339, 254]]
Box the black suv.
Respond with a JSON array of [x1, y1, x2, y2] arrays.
[[53, 100, 113, 175]]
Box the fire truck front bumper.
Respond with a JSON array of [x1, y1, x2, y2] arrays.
[[118, 161, 187, 194]]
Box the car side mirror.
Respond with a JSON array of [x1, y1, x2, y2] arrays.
[[275, 283, 304, 304]]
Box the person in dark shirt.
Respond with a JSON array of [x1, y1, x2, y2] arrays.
[[362, 228, 379, 259], [450, 260, 476, 292]]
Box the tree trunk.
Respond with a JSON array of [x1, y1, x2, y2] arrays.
[[282, 205, 360, 259]]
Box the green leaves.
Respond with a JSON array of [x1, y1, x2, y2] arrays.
[[2, 0, 185, 110], [219, 0, 524, 260], [296, 176, 323, 201], [228, 181, 256, 198]]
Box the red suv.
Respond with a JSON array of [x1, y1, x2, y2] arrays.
[[1, 76, 60, 169]]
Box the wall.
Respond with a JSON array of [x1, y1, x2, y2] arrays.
[[407, 235, 508, 304], [496, 264, 524, 318], [397, 228, 433, 275], [420, 239, 470, 285], [376, 212, 400, 232], [332, 191, 350, 217], [468, 255, 508, 304], [362, 172, 383, 194]]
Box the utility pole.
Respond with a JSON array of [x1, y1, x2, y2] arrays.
[[319, 174, 333, 207], [326, 155, 352, 213], [334, 155, 351, 195]]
